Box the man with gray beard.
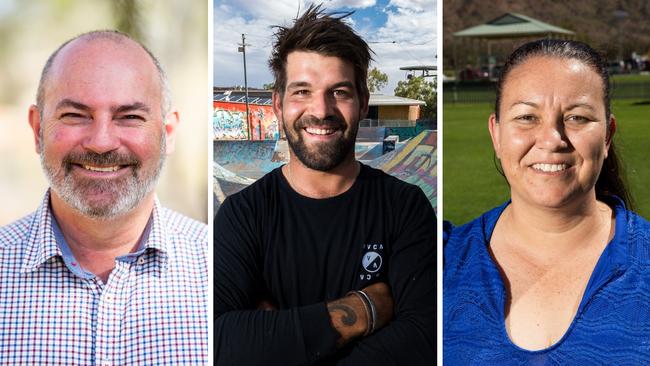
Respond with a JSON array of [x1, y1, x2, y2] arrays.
[[0, 30, 208, 364]]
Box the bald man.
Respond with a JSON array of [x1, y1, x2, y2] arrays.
[[0, 31, 208, 364]]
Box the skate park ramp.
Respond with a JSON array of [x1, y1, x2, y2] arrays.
[[369, 130, 437, 210], [214, 130, 437, 212]]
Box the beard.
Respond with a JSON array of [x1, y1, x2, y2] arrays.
[[41, 134, 166, 219], [283, 114, 358, 171]]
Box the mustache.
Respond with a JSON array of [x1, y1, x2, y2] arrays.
[[294, 115, 345, 129], [62, 151, 141, 171]]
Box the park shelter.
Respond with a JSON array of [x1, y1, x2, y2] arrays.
[[451, 12, 575, 78]]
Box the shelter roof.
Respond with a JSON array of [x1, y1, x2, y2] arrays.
[[453, 12, 574, 39]]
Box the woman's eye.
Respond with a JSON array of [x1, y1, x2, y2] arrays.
[[566, 115, 590, 123], [514, 114, 537, 123]]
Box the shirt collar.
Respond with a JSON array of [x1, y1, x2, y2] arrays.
[[20, 191, 170, 274]]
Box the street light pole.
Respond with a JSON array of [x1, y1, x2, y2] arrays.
[[239, 34, 252, 140]]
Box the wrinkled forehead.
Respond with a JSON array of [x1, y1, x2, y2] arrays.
[[43, 37, 163, 111]]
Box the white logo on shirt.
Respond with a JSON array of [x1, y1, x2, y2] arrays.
[[362, 251, 382, 273]]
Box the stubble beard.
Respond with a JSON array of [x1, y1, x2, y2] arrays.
[[40, 132, 166, 219], [283, 114, 359, 171]]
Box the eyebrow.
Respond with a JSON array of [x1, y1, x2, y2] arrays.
[[112, 102, 151, 114], [55, 99, 90, 111], [330, 81, 355, 90], [508, 101, 538, 109], [54, 99, 151, 114], [286, 81, 312, 90], [286, 81, 355, 90], [508, 101, 597, 111], [565, 103, 596, 111]]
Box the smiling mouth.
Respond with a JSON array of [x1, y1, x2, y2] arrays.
[[531, 163, 569, 173], [81, 164, 123, 172], [304, 126, 339, 136]]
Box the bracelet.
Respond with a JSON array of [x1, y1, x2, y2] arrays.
[[347, 291, 372, 336], [357, 290, 377, 336]]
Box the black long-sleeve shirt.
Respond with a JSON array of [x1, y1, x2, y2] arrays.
[[215, 164, 436, 365]]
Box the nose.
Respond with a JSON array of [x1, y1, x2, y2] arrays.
[[308, 92, 335, 120], [536, 117, 569, 151], [81, 114, 120, 154]]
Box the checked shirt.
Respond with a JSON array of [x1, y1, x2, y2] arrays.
[[0, 192, 208, 365]]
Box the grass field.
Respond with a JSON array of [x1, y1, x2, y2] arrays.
[[443, 100, 650, 224], [611, 74, 650, 83]]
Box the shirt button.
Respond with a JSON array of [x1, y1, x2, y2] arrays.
[[137, 257, 145, 265], [102, 360, 111, 366], [105, 295, 113, 301]]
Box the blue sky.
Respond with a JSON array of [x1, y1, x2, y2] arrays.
[[213, 0, 436, 94]]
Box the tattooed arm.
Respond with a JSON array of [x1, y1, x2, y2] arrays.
[[327, 282, 394, 348]]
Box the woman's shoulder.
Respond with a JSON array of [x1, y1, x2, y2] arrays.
[[444, 202, 509, 268], [621, 208, 650, 260], [444, 202, 509, 246]]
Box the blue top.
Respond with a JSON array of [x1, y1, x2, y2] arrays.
[[444, 197, 650, 365]]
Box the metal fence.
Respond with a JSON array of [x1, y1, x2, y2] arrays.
[[359, 119, 416, 127], [444, 79, 650, 104]]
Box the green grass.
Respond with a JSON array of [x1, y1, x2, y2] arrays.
[[443, 100, 650, 224], [611, 74, 650, 83]]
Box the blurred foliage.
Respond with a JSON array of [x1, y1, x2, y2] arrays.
[[112, 0, 143, 41]]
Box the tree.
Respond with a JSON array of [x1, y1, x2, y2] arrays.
[[367, 67, 388, 93], [394, 76, 436, 119], [262, 82, 275, 90]]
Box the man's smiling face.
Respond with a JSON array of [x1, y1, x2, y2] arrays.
[[273, 51, 367, 171], [35, 37, 169, 218]]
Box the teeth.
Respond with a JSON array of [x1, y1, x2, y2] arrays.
[[83, 165, 120, 172], [532, 163, 568, 172], [305, 127, 335, 135]]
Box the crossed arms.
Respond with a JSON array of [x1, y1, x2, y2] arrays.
[[214, 189, 436, 365]]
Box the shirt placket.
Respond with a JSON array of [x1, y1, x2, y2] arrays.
[[95, 260, 133, 366]]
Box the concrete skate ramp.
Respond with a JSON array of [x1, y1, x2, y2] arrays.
[[213, 130, 437, 212], [213, 140, 284, 179], [369, 130, 437, 210]]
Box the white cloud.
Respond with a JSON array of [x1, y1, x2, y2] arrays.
[[361, 0, 436, 93], [325, 0, 376, 9], [387, 0, 433, 12], [213, 0, 437, 94]]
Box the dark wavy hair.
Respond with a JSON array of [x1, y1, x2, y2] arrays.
[[268, 3, 373, 100], [494, 39, 633, 208]]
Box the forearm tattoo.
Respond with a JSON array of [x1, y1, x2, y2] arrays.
[[328, 303, 358, 326]]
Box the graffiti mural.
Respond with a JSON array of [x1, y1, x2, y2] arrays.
[[213, 101, 279, 140]]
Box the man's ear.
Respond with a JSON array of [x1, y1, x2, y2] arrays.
[[28, 105, 43, 154], [163, 109, 180, 155], [272, 91, 283, 132], [488, 113, 501, 159], [360, 91, 370, 120]]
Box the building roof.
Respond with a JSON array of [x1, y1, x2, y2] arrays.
[[369, 94, 425, 106], [453, 12, 574, 39], [399, 65, 437, 71]]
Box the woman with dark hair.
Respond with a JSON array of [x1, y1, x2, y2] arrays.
[[444, 39, 650, 364]]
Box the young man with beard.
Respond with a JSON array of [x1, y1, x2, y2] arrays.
[[0, 31, 208, 364], [215, 5, 436, 365]]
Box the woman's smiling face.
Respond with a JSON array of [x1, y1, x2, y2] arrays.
[[489, 56, 614, 209]]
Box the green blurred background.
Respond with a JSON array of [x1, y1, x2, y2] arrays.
[[0, 0, 208, 224]]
